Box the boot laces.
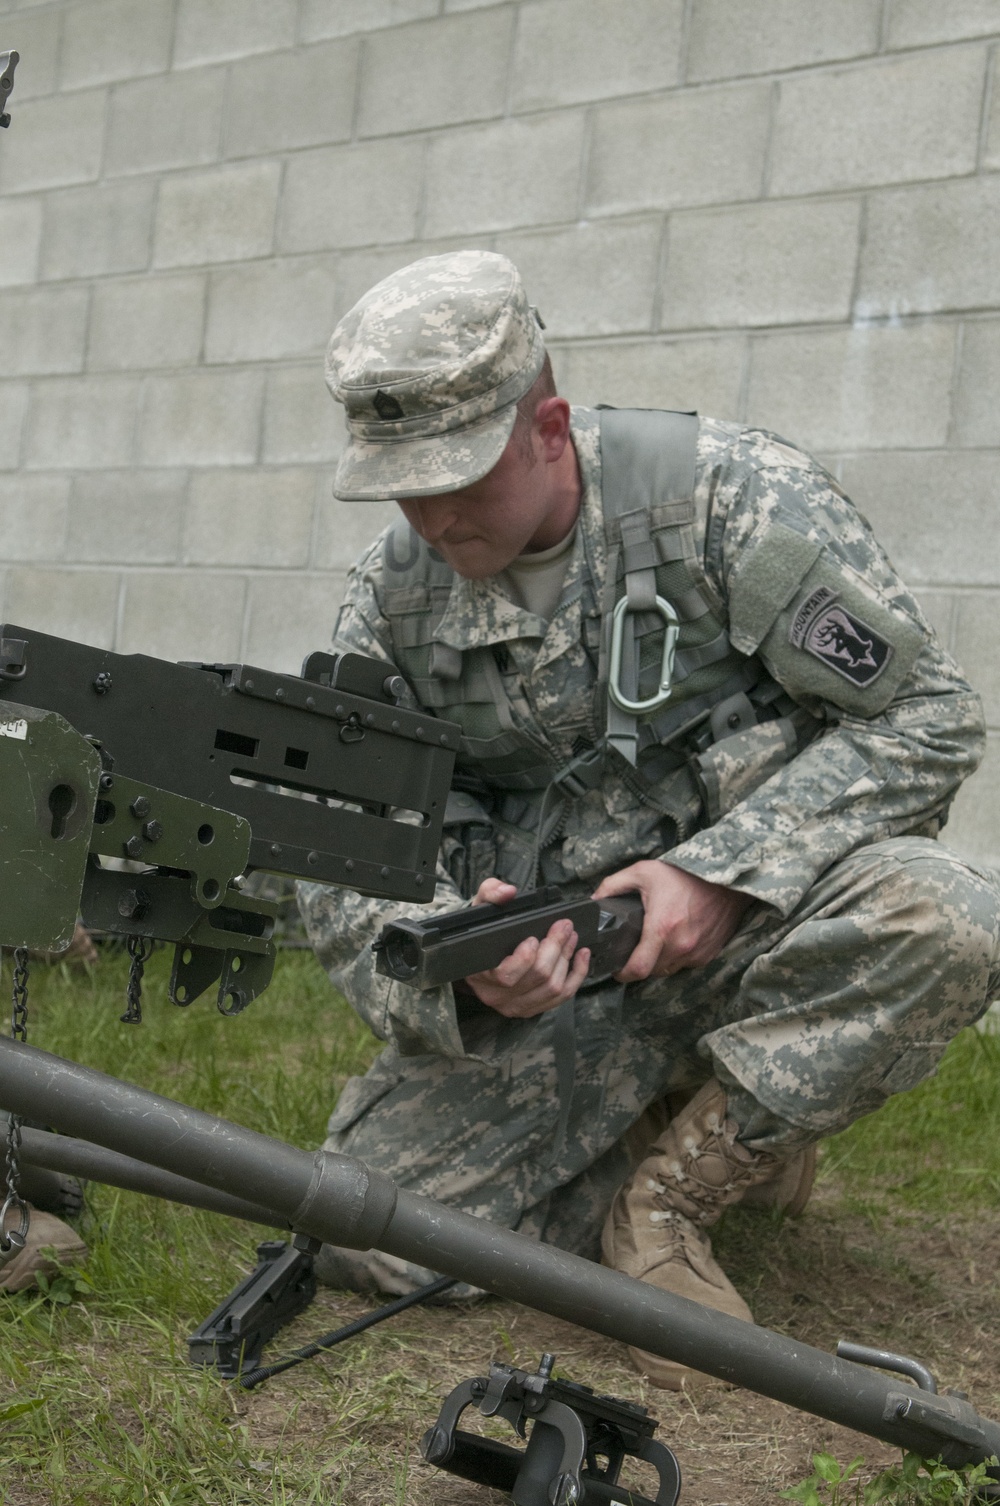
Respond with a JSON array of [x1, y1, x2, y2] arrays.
[[645, 1111, 773, 1227]]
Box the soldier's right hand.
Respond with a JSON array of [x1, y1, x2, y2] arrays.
[[462, 877, 591, 1018]]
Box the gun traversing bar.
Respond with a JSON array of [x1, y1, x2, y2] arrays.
[[2, 1035, 999, 1478], [373, 885, 645, 990]]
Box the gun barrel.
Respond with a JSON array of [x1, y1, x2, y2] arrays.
[[1, 1036, 998, 1468]]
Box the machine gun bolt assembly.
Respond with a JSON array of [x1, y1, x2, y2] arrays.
[[143, 820, 163, 843], [130, 796, 151, 819], [93, 672, 112, 695]]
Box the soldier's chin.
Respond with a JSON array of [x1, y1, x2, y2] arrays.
[[439, 541, 512, 579]]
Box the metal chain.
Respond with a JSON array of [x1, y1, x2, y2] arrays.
[[121, 935, 153, 1025], [1, 948, 31, 1270], [10, 948, 28, 1043]]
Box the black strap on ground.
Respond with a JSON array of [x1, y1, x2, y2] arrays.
[[237, 1273, 459, 1390]]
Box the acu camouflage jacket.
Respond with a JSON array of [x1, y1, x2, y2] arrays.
[[297, 409, 985, 1059]]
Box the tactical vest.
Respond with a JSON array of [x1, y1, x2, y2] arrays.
[[379, 409, 792, 814]]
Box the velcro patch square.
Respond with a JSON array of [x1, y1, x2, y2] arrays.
[[789, 588, 893, 687]]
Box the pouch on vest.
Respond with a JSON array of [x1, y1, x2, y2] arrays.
[[440, 788, 497, 900]]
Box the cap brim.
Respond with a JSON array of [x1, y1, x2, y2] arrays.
[[332, 404, 518, 501]]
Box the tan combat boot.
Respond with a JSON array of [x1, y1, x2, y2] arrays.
[[742, 1143, 817, 1217], [0, 1208, 87, 1294], [601, 1079, 787, 1390], [639, 1088, 818, 1219]]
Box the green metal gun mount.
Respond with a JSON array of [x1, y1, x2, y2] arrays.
[[0, 624, 458, 1013]]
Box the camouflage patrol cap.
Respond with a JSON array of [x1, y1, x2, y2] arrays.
[[326, 249, 546, 501]]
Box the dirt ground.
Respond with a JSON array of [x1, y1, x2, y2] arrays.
[[239, 1189, 1000, 1505]]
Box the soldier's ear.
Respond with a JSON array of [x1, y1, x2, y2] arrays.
[[534, 397, 572, 461]]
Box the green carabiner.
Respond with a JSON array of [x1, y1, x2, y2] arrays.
[[608, 594, 679, 715]]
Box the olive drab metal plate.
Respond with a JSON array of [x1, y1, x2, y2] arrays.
[[88, 772, 251, 911], [0, 702, 102, 951], [0, 625, 459, 904]]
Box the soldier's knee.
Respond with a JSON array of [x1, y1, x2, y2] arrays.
[[885, 840, 999, 981]]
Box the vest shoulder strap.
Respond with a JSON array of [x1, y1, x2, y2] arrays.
[[598, 407, 699, 532], [597, 408, 703, 765]]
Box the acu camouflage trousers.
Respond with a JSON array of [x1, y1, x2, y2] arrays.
[[317, 837, 1000, 1292]]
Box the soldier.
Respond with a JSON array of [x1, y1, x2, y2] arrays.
[[297, 250, 1000, 1389]]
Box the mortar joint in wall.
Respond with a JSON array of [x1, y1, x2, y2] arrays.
[[678, 0, 694, 86], [649, 212, 670, 334], [945, 320, 966, 449], [759, 79, 779, 200], [976, 40, 997, 171], [847, 194, 870, 328], [350, 34, 367, 143], [501, 0, 521, 119], [413, 135, 431, 242], [238, 572, 252, 661], [876, 0, 890, 54]]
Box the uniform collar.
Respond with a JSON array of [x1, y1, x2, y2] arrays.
[[432, 408, 606, 659]]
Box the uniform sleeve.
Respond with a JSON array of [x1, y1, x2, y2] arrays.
[[296, 866, 474, 1059], [329, 531, 399, 665], [665, 446, 986, 916], [299, 529, 476, 1059]]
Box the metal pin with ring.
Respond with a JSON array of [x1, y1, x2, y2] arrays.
[[0, 1193, 30, 1271]]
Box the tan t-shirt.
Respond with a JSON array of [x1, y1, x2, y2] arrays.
[[499, 526, 577, 623]]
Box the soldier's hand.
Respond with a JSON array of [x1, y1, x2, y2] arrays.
[[462, 878, 592, 1018], [593, 861, 753, 982]]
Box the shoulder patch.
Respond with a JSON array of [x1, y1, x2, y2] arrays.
[[790, 590, 892, 688]]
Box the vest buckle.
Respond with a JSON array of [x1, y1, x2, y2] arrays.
[[551, 745, 606, 801]]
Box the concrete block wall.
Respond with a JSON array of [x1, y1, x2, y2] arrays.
[[1, 0, 999, 869]]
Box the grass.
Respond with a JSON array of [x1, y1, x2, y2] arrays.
[[820, 1024, 1000, 1214], [0, 948, 998, 1505], [0, 946, 383, 1505]]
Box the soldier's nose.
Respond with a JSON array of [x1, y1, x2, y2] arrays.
[[414, 498, 460, 544]]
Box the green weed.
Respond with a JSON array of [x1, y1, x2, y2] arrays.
[[783, 1450, 998, 1506]]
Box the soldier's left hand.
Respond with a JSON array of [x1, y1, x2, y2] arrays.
[[593, 861, 754, 981], [462, 877, 592, 1017]]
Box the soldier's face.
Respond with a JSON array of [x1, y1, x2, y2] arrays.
[[396, 400, 578, 579]]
